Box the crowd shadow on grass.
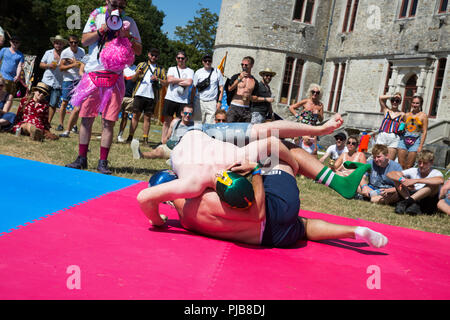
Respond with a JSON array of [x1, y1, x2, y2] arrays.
[[110, 166, 161, 176]]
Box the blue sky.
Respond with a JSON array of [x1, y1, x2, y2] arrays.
[[152, 0, 223, 39]]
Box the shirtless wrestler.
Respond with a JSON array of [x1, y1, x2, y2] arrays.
[[136, 132, 388, 249]]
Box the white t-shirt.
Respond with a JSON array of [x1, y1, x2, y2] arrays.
[[402, 167, 444, 191], [193, 67, 224, 102], [60, 47, 86, 82], [325, 144, 348, 160], [134, 64, 157, 99], [165, 66, 194, 104], [82, 9, 141, 74], [40, 49, 63, 88]]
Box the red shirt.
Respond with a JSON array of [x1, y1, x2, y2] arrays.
[[13, 97, 50, 132]]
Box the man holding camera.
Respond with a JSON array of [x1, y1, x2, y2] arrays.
[[225, 56, 259, 123], [66, 0, 142, 174], [190, 54, 224, 124], [125, 48, 166, 144]]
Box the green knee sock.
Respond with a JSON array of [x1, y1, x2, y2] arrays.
[[314, 162, 372, 199]]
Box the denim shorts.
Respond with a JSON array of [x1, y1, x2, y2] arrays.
[[376, 132, 400, 148], [47, 87, 62, 108], [398, 134, 421, 152], [61, 80, 79, 102]]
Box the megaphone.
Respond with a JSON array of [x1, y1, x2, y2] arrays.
[[106, 9, 123, 31]]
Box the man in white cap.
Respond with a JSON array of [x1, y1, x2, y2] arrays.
[[250, 68, 276, 124], [39, 35, 67, 127]]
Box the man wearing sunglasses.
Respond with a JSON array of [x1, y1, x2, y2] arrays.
[[0, 35, 24, 98], [191, 54, 225, 124], [66, 0, 142, 175], [131, 105, 195, 160], [59, 35, 85, 137], [250, 68, 276, 124], [224, 56, 259, 123], [319, 132, 348, 164], [161, 51, 194, 144]]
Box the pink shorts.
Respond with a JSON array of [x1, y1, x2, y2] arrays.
[[79, 86, 123, 122]]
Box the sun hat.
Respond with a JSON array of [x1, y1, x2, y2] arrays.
[[259, 68, 276, 77]]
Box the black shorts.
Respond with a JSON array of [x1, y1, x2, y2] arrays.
[[261, 170, 305, 248], [163, 99, 184, 118], [132, 96, 155, 115], [226, 104, 252, 123]]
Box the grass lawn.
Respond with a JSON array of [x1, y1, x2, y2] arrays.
[[1, 105, 449, 236]]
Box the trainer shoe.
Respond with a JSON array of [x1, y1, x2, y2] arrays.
[[56, 124, 64, 131], [59, 131, 70, 138], [71, 125, 78, 134], [97, 159, 112, 175], [66, 156, 87, 169], [394, 199, 408, 214], [405, 202, 422, 216], [117, 135, 126, 143], [131, 139, 142, 159]]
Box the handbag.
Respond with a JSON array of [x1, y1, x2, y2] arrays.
[[89, 70, 119, 88], [196, 68, 213, 92]]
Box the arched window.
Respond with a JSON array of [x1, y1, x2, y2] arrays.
[[402, 74, 417, 113]]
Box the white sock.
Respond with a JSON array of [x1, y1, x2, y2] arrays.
[[355, 227, 388, 248]]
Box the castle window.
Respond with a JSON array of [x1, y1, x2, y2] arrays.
[[342, 0, 359, 32], [399, 0, 418, 18], [402, 75, 418, 113], [293, 0, 316, 24], [327, 63, 347, 112], [438, 0, 448, 13], [429, 58, 447, 118], [279, 57, 304, 104]]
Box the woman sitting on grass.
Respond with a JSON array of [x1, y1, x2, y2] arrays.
[[333, 135, 366, 177], [12, 82, 54, 141]]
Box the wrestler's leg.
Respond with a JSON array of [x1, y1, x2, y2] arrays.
[[285, 143, 371, 199], [250, 114, 343, 140], [301, 218, 388, 248]]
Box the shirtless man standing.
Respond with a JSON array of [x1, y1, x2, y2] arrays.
[[225, 56, 258, 123], [136, 131, 388, 249]]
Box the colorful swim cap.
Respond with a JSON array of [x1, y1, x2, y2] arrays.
[[148, 169, 178, 187], [216, 171, 255, 209]]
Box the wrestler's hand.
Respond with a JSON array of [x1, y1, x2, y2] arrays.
[[320, 113, 344, 135], [150, 214, 168, 227], [228, 161, 258, 176]]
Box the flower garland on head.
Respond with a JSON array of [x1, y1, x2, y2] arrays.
[[88, 6, 126, 32], [89, 6, 107, 32]]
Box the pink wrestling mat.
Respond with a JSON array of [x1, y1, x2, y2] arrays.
[[0, 181, 449, 300]]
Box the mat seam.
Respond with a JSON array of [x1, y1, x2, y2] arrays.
[[203, 242, 232, 298]]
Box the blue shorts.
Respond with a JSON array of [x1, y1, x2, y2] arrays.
[[398, 134, 421, 152], [261, 170, 305, 248], [61, 80, 79, 102], [445, 190, 450, 206], [0, 112, 16, 131], [203, 122, 252, 147], [46, 88, 62, 108]]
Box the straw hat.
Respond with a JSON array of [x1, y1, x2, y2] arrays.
[[50, 35, 68, 45], [259, 68, 276, 77], [32, 82, 51, 96]]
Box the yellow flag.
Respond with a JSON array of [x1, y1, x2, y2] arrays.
[[217, 52, 228, 75]]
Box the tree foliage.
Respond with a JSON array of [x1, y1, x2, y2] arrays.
[[174, 7, 218, 55]]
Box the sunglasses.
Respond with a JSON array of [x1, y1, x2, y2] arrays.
[[35, 90, 49, 96], [311, 90, 320, 95], [391, 98, 402, 103], [150, 54, 159, 58], [176, 56, 186, 60], [203, 59, 212, 63], [241, 63, 249, 67], [335, 137, 345, 141], [215, 119, 225, 122], [69, 41, 78, 44], [183, 111, 193, 116], [347, 141, 358, 146]]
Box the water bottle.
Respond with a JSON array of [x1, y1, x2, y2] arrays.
[[369, 189, 381, 197]]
